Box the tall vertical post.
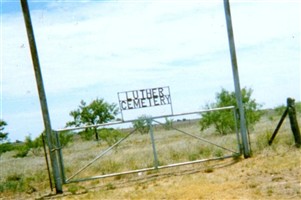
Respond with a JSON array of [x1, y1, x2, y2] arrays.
[[287, 98, 301, 147], [223, 0, 251, 158], [20, 0, 63, 193], [147, 118, 159, 169]]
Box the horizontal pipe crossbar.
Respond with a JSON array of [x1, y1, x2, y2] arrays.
[[66, 154, 235, 183], [152, 119, 238, 154], [55, 106, 235, 132]]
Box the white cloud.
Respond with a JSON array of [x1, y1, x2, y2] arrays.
[[1, 0, 300, 141], [231, 1, 299, 46]]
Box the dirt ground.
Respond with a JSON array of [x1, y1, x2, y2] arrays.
[[39, 146, 300, 200]]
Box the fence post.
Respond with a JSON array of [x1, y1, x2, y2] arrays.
[[55, 131, 67, 184], [223, 0, 251, 158], [287, 98, 301, 147], [20, 0, 63, 193], [147, 118, 159, 169], [268, 108, 288, 145]]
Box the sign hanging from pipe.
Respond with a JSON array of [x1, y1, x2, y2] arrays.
[[118, 86, 173, 120]]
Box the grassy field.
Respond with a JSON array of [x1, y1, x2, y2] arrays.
[[0, 110, 300, 199]]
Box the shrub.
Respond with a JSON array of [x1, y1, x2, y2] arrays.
[[13, 132, 73, 158], [163, 117, 174, 130], [14, 135, 42, 157], [0, 119, 8, 143], [274, 104, 286, 116], [0, 142, 14, 156], [254, 130, 272, 152], [67, 184, 80, 194], [0, 174, 25, 193], [58, 131, 73, 147], [199, 87, 262, 135], [79, 129, 94, 141], [14, 144, 30, 158], [99, 128, 125, 146], [132, 115, 152, 134]]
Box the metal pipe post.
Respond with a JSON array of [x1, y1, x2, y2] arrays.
[[20, 0, 63, 193], [223, 0, 251, 158], [55, 131, 66, 184], [42, 133, 53, 191], [147, 119, 159, 169], [233, 107, 242, 154]]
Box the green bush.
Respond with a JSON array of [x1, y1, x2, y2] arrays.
[[58, 131, 73, 147], [0, 119, 8, 143], [67, 184, 80, 194], [132, 115, 151, 134], [0, 142, 14, 156], [13, 132, 73, 158], [14, 144, 30, 158], [79, 129, 94, 141], [99, 128, 125, 146], [0, 174, 24, 193], [199, 87, 262, 135], [254, 130, 272, 152], [14, 135, 41, 158], [163, 117, 174, 130], [274, 105, 286, 116]]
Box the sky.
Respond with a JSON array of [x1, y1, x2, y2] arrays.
[[1, 0, 300, 142]]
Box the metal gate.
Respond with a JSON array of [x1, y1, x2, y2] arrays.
[[53, 106, 242, 184]]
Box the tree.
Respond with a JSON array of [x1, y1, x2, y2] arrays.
[[199, 87, 262, 135], [0, 120, 12, 156], [0, 120, 8, 143], [66, 98, 118, 140]]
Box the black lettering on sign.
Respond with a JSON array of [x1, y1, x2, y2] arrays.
[[118, 87, 172, 110]]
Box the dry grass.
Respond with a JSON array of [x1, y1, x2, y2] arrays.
[[58, 143, 300, 200], [0, 113, 300, 199]]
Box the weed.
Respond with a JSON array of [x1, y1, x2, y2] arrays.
[[68, 184, 80, 194], [95, 159, 122, 174], [169, 149, 182, 161], [248, 183, 258, 188], [163, 117, 174, 130], [127, 157, 139, 170], [232, 153, 241, 161], [6, 174, 22, 182], [0, 174, 25, 193], [267, 187, 274, 196], [213, 149, 224, 157], [254, 130, 272, 152], [188, 153, 199, 161], [106, 183, 116, 190], [114, 174, 123, 180], [204, 167, 214, 173], [198, 146, 211, 158], [25, 184, 37, 194], [271, 176, 283, 182]]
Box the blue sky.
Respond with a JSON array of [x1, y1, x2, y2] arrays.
[[1, 0, 300, 142]]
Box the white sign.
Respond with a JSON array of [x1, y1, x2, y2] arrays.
[[118, 86, 173, 120]]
